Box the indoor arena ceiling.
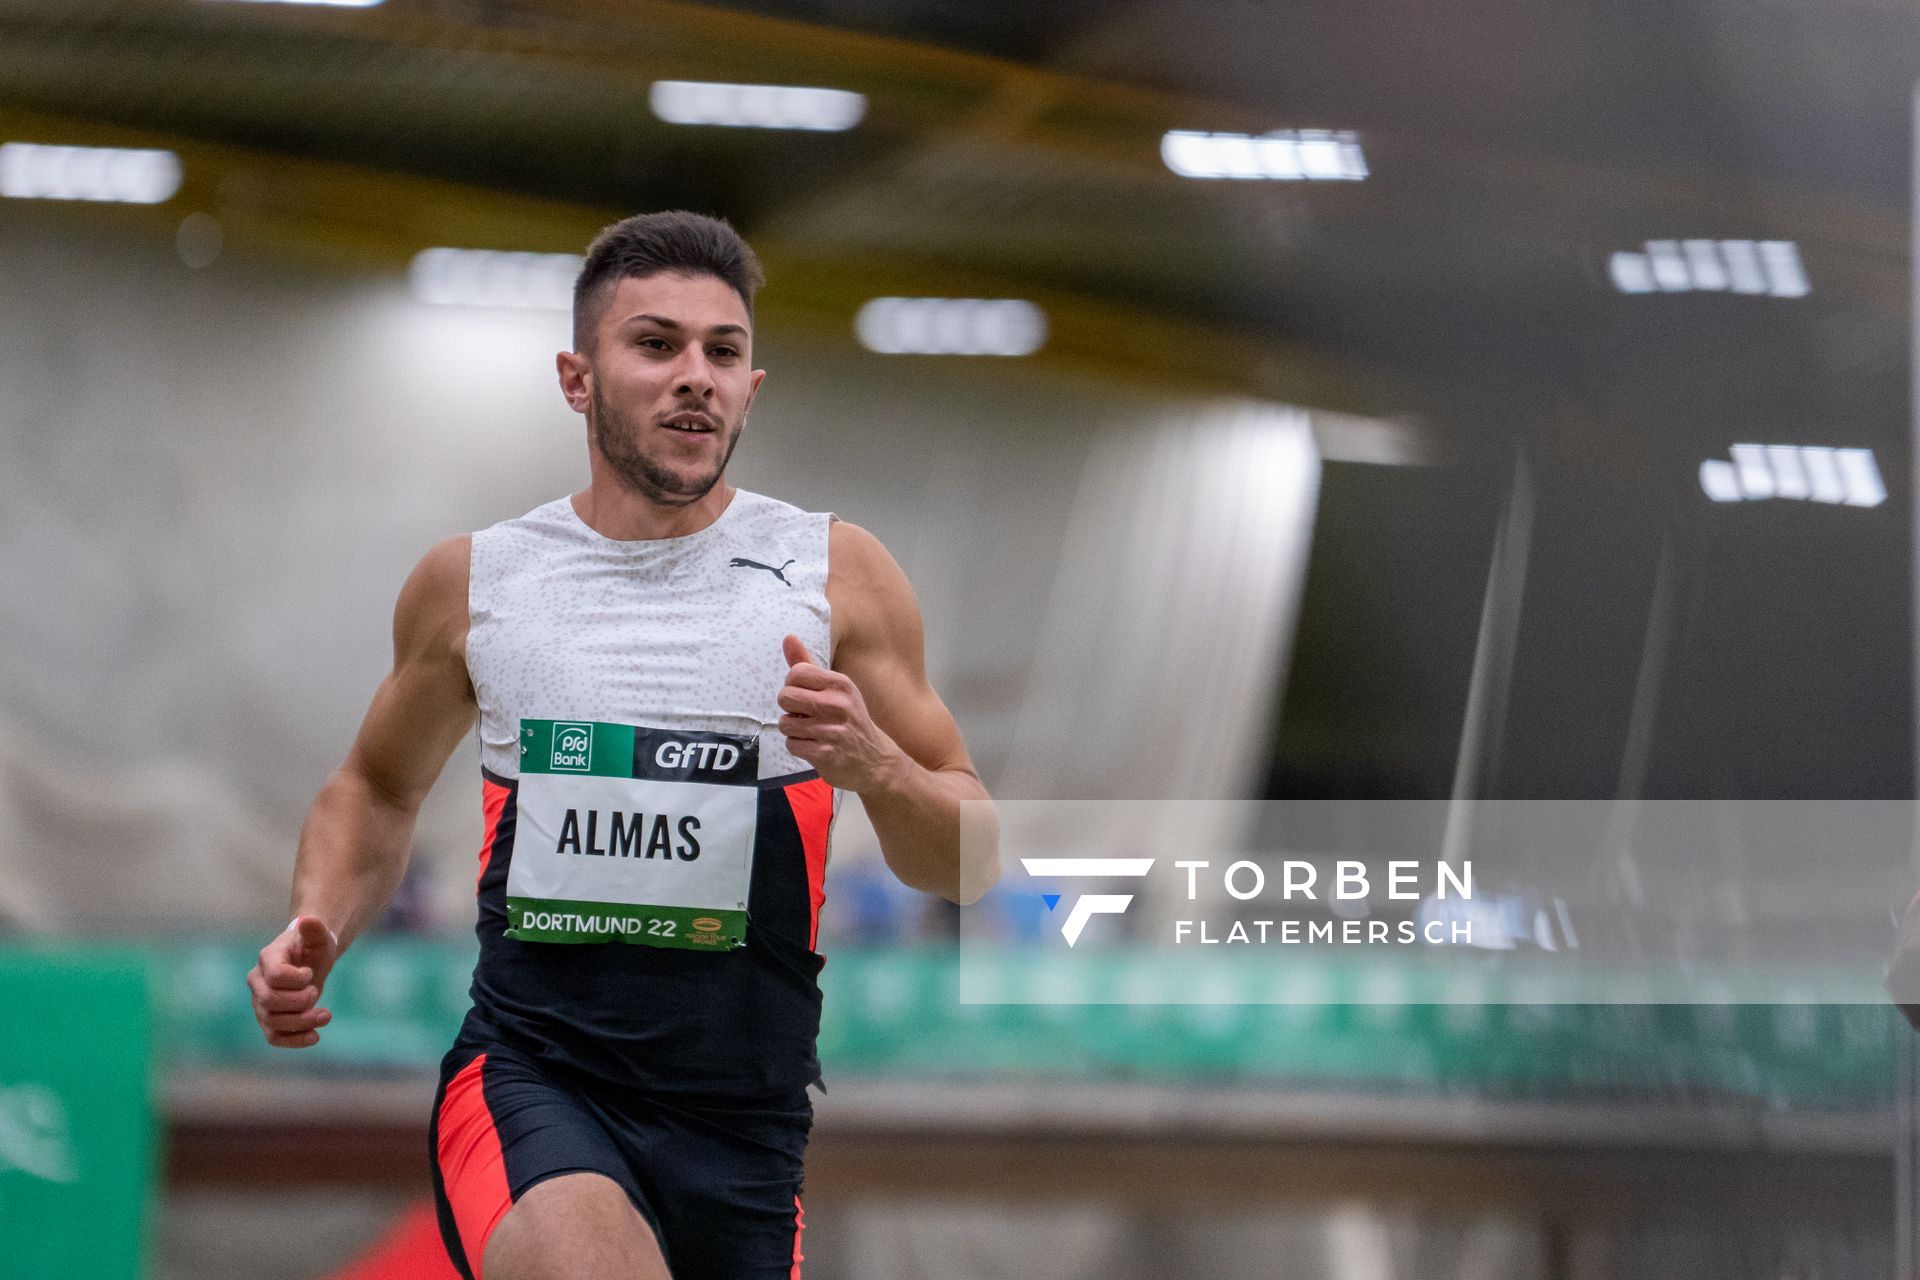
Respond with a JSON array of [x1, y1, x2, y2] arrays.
[[0, 0, 1909, 457]]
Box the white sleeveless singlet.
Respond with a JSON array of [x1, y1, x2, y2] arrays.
[[466, 489, 834, 783]]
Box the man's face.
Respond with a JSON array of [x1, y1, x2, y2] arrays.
[[570, 271, 764, 508]]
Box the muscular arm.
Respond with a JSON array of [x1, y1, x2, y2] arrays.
[[251, 535, 475, 1048], [778, 521, 998, 904], [290, 534, 477, 950]]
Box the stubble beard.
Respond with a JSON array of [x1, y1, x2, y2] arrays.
[[588, 381, 743, 509]]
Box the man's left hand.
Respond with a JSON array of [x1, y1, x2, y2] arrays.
[[776, 634, 903, 793]]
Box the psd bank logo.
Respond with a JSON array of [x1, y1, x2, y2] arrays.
[[551, 722, 593, 772], [1021, 858, 1155, 946]]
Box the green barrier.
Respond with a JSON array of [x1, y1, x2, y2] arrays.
[[0, 937, 1877, 1280], [149, 938, 1900, 1108], [0, 946, 156, 1280], [157, 935, 470, 1071]]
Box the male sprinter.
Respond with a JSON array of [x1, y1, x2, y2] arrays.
[[246, 211, 997, 1280]]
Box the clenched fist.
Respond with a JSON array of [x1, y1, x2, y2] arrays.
[[776, 634, 901, 794], [247, 915, 339, 1049]]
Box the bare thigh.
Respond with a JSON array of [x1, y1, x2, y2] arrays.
[[482, 1171, 671, 1280]]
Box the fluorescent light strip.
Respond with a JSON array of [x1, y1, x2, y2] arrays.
[[855, 298, 1047, 356], [1833, 448, 1887, 506], [1699, 460, 1744, 502], [0, 143, 181, 204], [1757, 241, 1810, 298], [1611, 240, 1808, 297], [1764, 444, 1811, 499], [1729, 444, 1777, 497], [1162, 129, 1366, 181], [1802, 448, 1848, 503], [408, 248, 582, 310], [207, 0, 385, 7], [650, 81, 865, 131], [1700, 445, 1884, 506]]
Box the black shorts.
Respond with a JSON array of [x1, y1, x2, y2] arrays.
[[428, 1035, 812, 1279]]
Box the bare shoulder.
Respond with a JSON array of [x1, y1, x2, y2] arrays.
[[394, 534, 472, 664], [828, 519, 903, 591], [827, 520, 919, 656]]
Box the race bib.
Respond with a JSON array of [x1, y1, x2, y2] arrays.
[[504, 719, 758, 950]]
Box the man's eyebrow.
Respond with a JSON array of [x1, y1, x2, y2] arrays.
[[621, 312, 748, 338]]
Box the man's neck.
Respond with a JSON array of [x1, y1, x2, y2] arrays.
[[570, 478, 735, 541]]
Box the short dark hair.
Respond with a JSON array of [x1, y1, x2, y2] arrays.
[[573, 210, 765, 350]]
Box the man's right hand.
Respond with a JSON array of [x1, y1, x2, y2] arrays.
[[248, 915, 339, 1049]]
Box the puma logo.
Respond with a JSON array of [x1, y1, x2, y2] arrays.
[[729, 556, 796, 586]]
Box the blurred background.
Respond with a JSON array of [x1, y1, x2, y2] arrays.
[[0, 0, 1914, 1276]]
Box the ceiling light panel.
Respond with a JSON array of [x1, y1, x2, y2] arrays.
[[855, 298, 1047, 356], [649, 81, 866, 131], [1610, 240, 1809, 297], [1700, 445, 1884, 506], [1162, 130, 1366, 181], [0, 143, 182, 204]]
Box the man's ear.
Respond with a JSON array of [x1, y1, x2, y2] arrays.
[[557, 349, 592, 414]]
